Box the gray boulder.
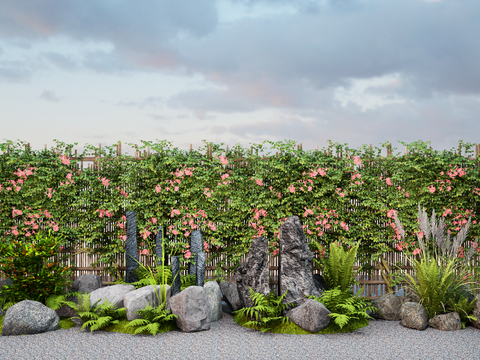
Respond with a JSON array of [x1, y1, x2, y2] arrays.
[[473, 294, 480, 329], [279, 216, 323, 307], [400, 302, 428, 330], [235, 236, 270, 308], [372, 294, 404, 320], [428, 312, 462, 331], [56, 274, 104, 317], [286, 299, 331, 333], [170, 286, 211, 332], [123, 285, 171, 321], [89, 284, 135, 309], [2, 300, 59, 336], [204, 281, 223, 322], [219, 281, 242, 312]]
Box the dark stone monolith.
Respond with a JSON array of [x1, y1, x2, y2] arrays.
[[189, 230, 203, 275], [235, 236, 270, 308], [171, 256, 181, 296], [196, 252, 206, 287], [279, 216, 323, 307], [125, 211, 139, 284], [155, 226, 163, 267]]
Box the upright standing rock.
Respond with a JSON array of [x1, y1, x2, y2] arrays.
[[155, 225, 164, 266], [189, 230, 203, 275], [196, 252, 206, 287], [171, 256, 181, 296], [279, 216, 323, 307], [235, 236, 270, 308], [126, 211, 139, 284]]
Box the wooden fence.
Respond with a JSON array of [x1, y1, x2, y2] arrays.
[[2, 141, 480, 299]]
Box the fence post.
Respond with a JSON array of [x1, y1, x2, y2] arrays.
[[125, 211, 139, 283]]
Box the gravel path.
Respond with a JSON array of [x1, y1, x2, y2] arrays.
[[1, 313, 480, 360]]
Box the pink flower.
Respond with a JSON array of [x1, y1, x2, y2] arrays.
[[289, 186, 295, 193], [155, 185, 161, 193], [353, 156, 362, 165], [428, 185, 436, 193], [184, 251, 192, 259], [386, 178, 392, 186], [53, 225, 59, 231], [141, 249, 150, 255], [220, 156, 228, 165], [12, 230, 19, 236], [255, 179, 263, 186], [60, 155, 70, 165], [412, 248, 421, 256], [273, 249, 279, 256], [151, 218, 157, 224], [172, 230, 178, 235]]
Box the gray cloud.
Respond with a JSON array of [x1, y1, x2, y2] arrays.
[[40, 90, 61, 102]]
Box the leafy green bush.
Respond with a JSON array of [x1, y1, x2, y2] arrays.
[[0, 231, 75, 309], [315, 240, 361, 292], [308, 287, 376, 333], [233, 288, 294, 333], [447, 295, 477, 328]]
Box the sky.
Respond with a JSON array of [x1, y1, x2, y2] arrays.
[[1, 0, 479, 156]]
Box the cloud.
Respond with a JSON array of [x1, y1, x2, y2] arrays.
[[40, 90, 61, 102]]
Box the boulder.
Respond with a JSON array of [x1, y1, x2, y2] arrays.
[[219, 281, 242, 312], [89, 284, 135, 309], [404, 291, 421, 303], [170, 286, 211, 332], [400, 302, 428, 330], [472, 294, 480, 329], [428, 312, 462, 331], [2, 300, 59, 336], [235, 236, 270, 308], [279, 216, 323, 307], [372, 294, 404, 320], [204, 281, 223, 322], [123, 285, 171, 321], [56, 274, 104, 317], [286, 299, 331, 333]]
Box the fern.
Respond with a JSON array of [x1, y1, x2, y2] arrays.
[[113, 265, 173, 289], [308, 286, 376, 332], [317, 241, 362, 292], [181, 273, 196, 290], [233, 288, 294, 333], [124, 302, 177, 336], [62, 293, 127, 332], [447, 294, 477, 328]]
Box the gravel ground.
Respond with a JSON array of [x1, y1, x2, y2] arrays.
[[1, 312, 480, 360]]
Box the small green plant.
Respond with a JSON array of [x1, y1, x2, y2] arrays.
[[308, 286, 376, 333], [181, 273, 196, 290], [233, 287, 294, 333], [124, 302, 177, 336], [315, 240, 362, 292], [63, 292, 127, 332]]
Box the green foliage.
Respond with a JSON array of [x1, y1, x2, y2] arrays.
[[316, 241, 361, 292], [63, 292, 127, 332], [181, 273, 196, 290], [447, 295, 477, 328], [0, 231, 75, 308], [233, 288, 294, 333], [406, 258, 461, 319], [124, 302, 177, 336], [308, 287, 376, 333], [1, 139, 479, 281]]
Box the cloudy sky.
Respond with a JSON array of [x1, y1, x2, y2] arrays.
[[1, 0, 479, 156]]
